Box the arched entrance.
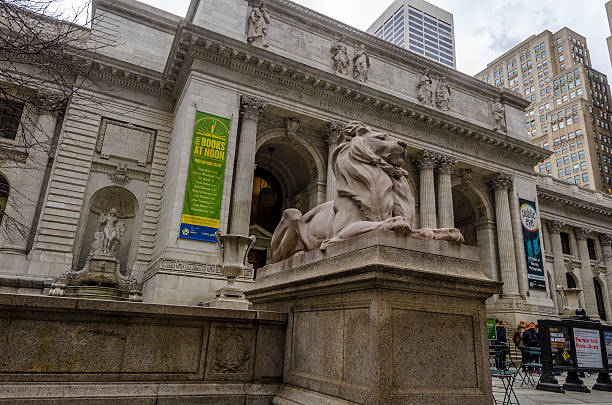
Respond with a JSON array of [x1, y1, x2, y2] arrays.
[[248, 129, 325, 270], [77, 186, 138, 276], [594, 278, 607, 321], [452, 182, 498, 283]]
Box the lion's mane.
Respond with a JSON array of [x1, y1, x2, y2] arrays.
[[331, 121, 415, 224]]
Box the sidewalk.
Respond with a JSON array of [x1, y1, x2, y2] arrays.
[[493, 374, 612, 404]]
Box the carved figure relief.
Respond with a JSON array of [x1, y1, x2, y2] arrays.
[[435, 77, 451, 111], [353, 44, 370, 82], [211, 327, 252, 373], [417, 69, 434, 106], [285, 118, 299, 137], [271, 121, 464, 262], [247, 2, 270, 48], [98, 208, 127, 256], [492, 98, 506, 133], [330, 36, 350, 75], [110, 163, 129, 185]]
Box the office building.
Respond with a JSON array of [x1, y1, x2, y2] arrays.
[[606, 1, 612, 69], [366, 0, 456, 68], [477, 28, 612, 194]]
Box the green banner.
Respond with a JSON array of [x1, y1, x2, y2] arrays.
[[179, 111, 230, 242], [487, 318, 497, 341]]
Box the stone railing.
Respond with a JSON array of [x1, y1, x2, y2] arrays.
[[0, 294, 286, 403]]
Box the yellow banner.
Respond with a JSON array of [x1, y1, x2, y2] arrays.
[[181, 214, 220, 228]]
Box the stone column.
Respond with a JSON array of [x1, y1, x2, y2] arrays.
[[414, 151, 437, 229], [436, 155, 456, 229], [489, 173, 520, 297], [508, 185, 528, 298], [599, 234, 612, 314], [229, 96, 266, 236], [546, 220, 567, 290], [322, 122, 342, 202], [575, 227, 599, 319]]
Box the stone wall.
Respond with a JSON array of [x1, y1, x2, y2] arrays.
[[0, 293, 286, 404]]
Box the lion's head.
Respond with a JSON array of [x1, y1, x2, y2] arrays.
[[332, 121, 415, 223]]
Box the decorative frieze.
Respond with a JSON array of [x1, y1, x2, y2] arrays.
[[417, 70, 451, 111], [90, 161, 150, 183], [145, 258, 254, 280]]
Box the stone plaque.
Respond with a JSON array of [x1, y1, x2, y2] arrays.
[[96, 118, 156, 166]]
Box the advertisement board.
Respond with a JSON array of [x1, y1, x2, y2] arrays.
[[573, 327, 603, 369]]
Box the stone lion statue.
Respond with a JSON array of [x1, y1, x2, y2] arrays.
[[271, 121, 464, 262]]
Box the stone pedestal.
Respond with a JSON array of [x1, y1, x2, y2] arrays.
[[246, 230, 501, 405]]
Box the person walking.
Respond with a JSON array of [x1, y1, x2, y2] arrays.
[[513, 320, 527, 365]]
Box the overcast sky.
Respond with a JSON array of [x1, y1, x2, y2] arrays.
[[71, 0, 612, 79]]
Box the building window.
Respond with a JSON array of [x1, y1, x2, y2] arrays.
[[566, 273, 577, 288], [560, 232, 571, 254], [0, 99, 24, 140], [587, 239, 597, 260]]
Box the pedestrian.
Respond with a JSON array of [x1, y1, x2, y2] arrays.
[[513, 320, 527, 364], [495, 319, 507, 369]]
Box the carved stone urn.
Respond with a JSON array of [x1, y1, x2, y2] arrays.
[[200, 232, 256, 310]]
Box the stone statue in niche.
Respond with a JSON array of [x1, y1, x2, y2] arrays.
[[330, 36, 350, 75], [353, 44, 370, 82], [417, 69, 434, 106], [99, 208, 127, 256], [271, 121, 464, 262], [435, 76, 451, 111], [247, 2, 270, 48], [492, 98, 507, 132]]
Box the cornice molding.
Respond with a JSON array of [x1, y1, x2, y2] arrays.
[[264, 0, 529, 110], [537, 186, 612, 217], [163, 23, 550, 169]]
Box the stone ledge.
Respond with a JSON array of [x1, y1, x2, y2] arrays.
[[0, 293, 286, 322]]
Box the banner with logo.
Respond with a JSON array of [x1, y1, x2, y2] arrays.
[[519, 198, 546, 290], [179, 111, 230, 242]]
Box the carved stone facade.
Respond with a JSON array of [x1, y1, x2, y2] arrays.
[[1, 0, 612, 327]]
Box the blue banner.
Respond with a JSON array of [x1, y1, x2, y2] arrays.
[[519, 198, 546, 290]]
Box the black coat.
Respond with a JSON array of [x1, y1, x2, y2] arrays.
[[522, 328, 540, 347], [496, 326, 507, 345]]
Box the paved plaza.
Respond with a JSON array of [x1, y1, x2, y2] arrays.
[[493, 375, 612, 404]]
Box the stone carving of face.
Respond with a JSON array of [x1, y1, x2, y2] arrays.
[[356, 128, 407, 168]]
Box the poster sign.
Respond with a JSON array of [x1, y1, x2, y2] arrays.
[[519, 198, 546, 290], [549, 325, 573, 368], [487, 318, 497, 341], [574, 328, 603, 369], [179, 111, 230, 243], [604, 330, 612, 366]]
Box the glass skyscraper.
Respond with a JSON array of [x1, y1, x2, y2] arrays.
[[366, 0, 456, 69]]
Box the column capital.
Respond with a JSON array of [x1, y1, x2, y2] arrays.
[[599, 233, 612, 246], [574, 227, 592, 240], [488, 172, 513, 191], [545, 219, 564, 233], [322, 121, 343, 144], [437, 154, 457, 175], [240, 96, 266, 120], [413, 150, 438, 170]]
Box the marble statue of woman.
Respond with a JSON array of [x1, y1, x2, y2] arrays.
[[417, 69, 433, 106], [99, 208, 125, 255], [435, 76, 451, 110], [247, 2, 270, 47], [353, 44, 370, 82], [330, 36, 350, 75]]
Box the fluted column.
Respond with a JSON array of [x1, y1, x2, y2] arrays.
[[599, 234, 612, 314], [436, 155, 456, 229], [489, 173, 520, 297], [575, 227, 599, 319], [229, 96, 266, 236], [323, 122, 342, 202], [414, 151, 437, 229], [547, 220, 567, 293]]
